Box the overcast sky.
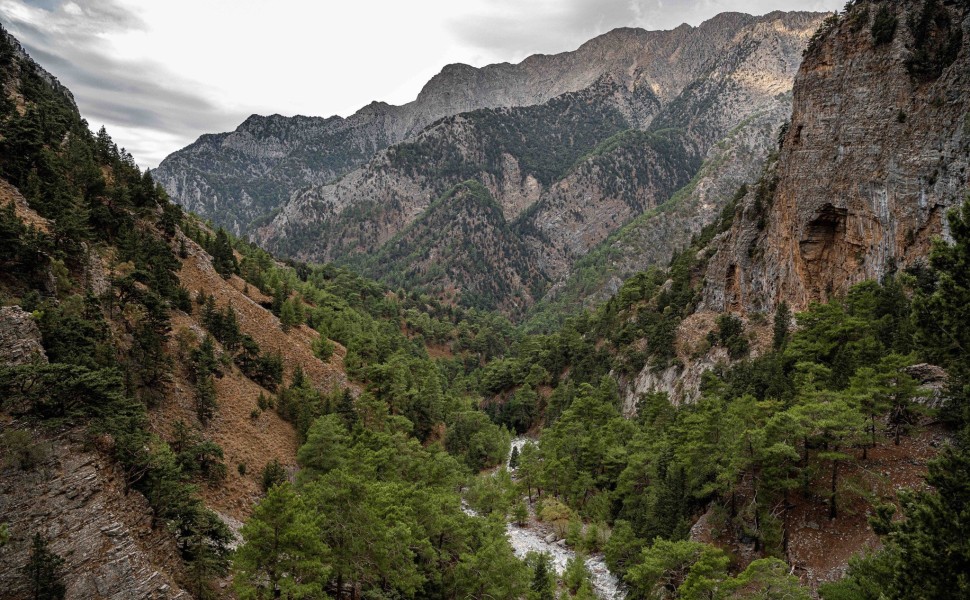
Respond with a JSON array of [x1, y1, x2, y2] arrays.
[[0, 0, 840, 168]]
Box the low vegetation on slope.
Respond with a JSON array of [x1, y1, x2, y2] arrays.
[[347, 181, 548, 318]]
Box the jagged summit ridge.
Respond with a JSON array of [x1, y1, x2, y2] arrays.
[[154, 11, 826, 239], [249, 11, 823, 314]]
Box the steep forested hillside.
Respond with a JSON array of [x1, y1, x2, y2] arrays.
[[346, 181, 547, 317], [4, 2, 970, 599], [0, 24, 522, 599]]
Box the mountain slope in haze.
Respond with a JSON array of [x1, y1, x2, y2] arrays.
[[254, 12, 824, 314], [527, 105, 788, 329], [346, 181, 547, 318]]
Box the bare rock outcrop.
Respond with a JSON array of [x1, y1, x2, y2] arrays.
[[905, 362, 949, 409], [0, 435, 189, 599], [702, 1, 970, 314], [0, 306, 46, 366]]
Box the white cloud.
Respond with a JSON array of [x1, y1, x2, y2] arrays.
[[1, 0, 841, 168]]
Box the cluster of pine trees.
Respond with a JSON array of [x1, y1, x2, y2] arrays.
[[4, 17, 970, 598], [467, 200, 970, 600], [0, 27, 235, 595]]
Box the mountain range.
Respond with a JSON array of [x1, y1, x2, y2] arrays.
[[155, 11, 825, 317], [3, 2, 970, 597]]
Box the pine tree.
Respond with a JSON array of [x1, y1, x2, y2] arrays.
[[335, 389, 357, 431], [195, 374, 217, 427], [773, 301, 791, 349], [280, 296, 304, 332], [234, 483, 329, 599], [563, 554, 591, 594], [509, 445, 520, 469], [260, 459, 288, 492], [23, 533, 66, 600], [192, 335, 218, 379], [512, 501, 528, 526], [915, 199, 970, 428], [210, 228, 238, 278], [527, 552, 555, 600], [182, 510, 231, 598], [793, 387, 866, 519], [725, 558, 810, 599]]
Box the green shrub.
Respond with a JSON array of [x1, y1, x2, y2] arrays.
[[0, 429, 49, 470], [871, 5, 898, 45], [260, 459, 287, 492], [23, 533, 65, 600]]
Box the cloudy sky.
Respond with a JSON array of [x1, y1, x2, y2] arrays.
[[0, 0, 841, 168]]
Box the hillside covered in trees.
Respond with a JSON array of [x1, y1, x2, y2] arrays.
[[3, 2, 970, 600]]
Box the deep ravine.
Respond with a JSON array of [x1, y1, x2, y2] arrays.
[[465, 437, 626, 600]]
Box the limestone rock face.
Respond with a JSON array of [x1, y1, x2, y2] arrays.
[[0, 436, 189, 599], [0, 306, 46, 366], [702, 1, 970, 314]]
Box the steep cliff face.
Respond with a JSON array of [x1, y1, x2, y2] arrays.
[[0, 435, 191, 600], [0, 306, 46, 366], [702, 0, 970, 314], [256, 12, 823, 314], [157, 12, 823, 241]]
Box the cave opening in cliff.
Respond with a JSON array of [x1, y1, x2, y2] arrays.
[[800, 203, 848, 263]]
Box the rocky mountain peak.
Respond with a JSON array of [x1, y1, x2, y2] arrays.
[[247, 11, 825, 315], [155, 11, 827, 242]]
